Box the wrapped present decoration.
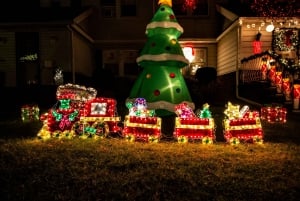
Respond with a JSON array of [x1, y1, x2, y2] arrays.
[[261, 104, 287, 123], [21, 104, 40, 122]]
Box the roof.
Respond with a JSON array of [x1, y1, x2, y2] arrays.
[[0, 7, 89, 24]]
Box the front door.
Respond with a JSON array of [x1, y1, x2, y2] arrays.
[[15, 32, 40, 87]]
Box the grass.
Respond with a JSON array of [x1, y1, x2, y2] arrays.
[[0, 137, 300, 201], [1, 105, 300, 201]]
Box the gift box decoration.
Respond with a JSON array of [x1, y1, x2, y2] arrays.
[[261, 105, 287, 123], [21, 104, 40, 122]]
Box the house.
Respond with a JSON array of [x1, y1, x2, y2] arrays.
[[0, 0, 299, 108]]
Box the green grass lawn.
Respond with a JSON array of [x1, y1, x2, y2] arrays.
[[1, 105, 300, 201]]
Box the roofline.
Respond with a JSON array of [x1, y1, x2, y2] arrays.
[[216, 4, 239, 21]]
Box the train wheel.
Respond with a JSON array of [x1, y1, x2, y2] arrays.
[[63, 130, 75, 139], [229, 137, 240, 145], [202, 136, 213, 144], [52, 130, 62, 139], [178, 136, 188, 143], [72, 121, 90, 139], [253, 136, 263, 144], [37, 125, 51, 140], [92, 121, 109, 139], [125, 134, 135, 142], [148, 135, 159, 143]]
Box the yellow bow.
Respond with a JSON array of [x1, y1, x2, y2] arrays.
[[158, 0, 172, 7]]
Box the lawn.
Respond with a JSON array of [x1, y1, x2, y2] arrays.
[[1, 104, 300, 201]]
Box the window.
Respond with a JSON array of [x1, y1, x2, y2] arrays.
[[101, 0, 116, 17], [173, 0, 209, 17], [121, 0, 136, 17], [124, 63, 141, 76]]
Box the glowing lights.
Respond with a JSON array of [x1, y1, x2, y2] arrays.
[[37, 84, 121, 140], [123, 98, 162, 142], [223, 102, 264, 145], [174, 102, 215, 143], [261, 105, 287, 123], [182, 46, 195, 63], [266, 23, 275, 32], [21, 104, 40, 122]]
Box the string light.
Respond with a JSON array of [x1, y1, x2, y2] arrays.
[[250, 0, 297, 17]]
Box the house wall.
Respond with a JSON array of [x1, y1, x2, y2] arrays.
[[217, 21, 239, 76], [239, 19, 273, 62], [0, 32, 16, 87], [40, 30, 72, 85], [72, 32, 95, 78]]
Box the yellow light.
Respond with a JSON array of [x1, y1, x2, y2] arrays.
[[182, 47, 195, 63], [266, 23, 274, 32]]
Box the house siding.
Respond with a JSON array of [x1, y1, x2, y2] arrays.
[[217, 25, 238, 76], [0, 32, 16, 87]]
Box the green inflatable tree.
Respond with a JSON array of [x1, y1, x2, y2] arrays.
[[126, 0, 195, 116]]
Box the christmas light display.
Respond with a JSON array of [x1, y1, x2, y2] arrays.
[[261, 57, 268, 81], [252, 32, 262, 54], [223, 102, 263, 145], [37, 84, 97, 139], [269, 61, 276, 86], [261, 104, 287, 123], [21, 104, 40, 122], [293, 84, 300, 110], [123, 98, 162, 142], [173, 103, 215, 144], [182, 0, 197, 11], [126, 0, 194, 116], [275, 72, 283, 93], [54, 68, 63, 85], [74, 97, 122, 139], [282, 78, 292, 101], [250, 0, 297, 17], [273, 29, 299, 52], [37, 84, 123, 140]]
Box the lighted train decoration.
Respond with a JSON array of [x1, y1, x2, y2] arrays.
[[37, 84, 266, 145], [73, 97, 122, 139], [173, 103, 216, 144], [122, 98, 162, 142], [38, 84, 121, 139], [37, 84, 160, 142], [223, 102, 263, 145]]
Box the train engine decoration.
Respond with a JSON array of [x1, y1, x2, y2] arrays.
[[173, 102, 216, 144], [37, 83, 96, 139]]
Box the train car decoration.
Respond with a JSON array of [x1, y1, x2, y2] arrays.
[[223, 102, 263, 145], [173, 103, 216, 144], [122, 98, 162, 142]]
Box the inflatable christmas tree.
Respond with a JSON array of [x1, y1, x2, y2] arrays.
[[126, 0, 195, 116]]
